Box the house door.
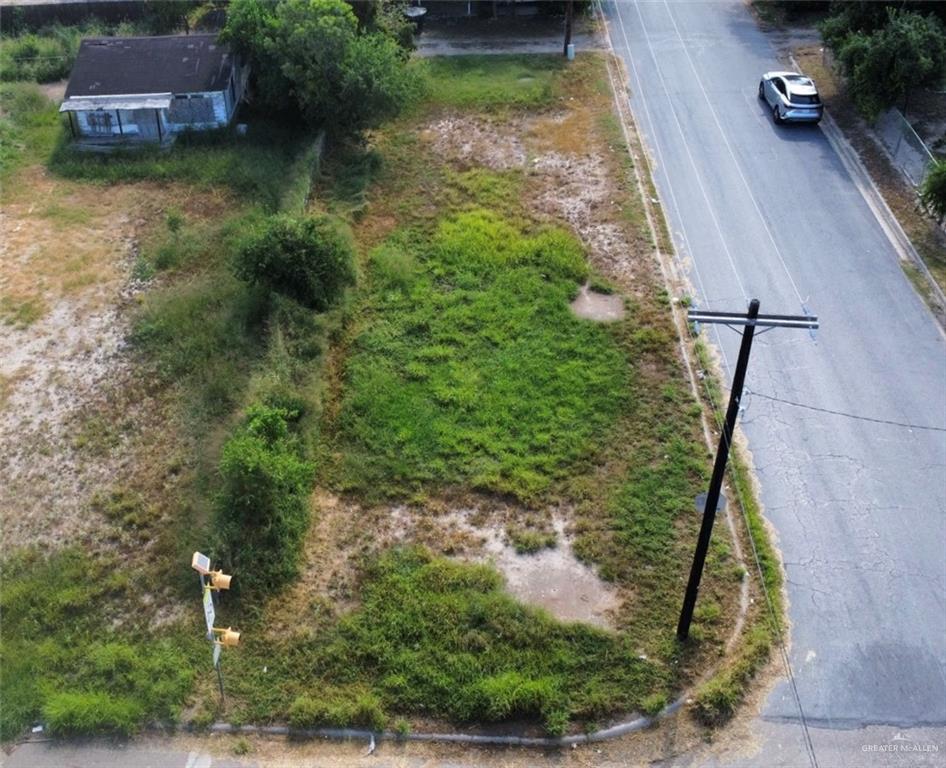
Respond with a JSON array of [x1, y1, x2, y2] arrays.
[[131, 109, 161, 139]]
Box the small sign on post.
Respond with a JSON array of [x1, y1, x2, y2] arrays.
[[202, 586, 216, 636], [190, 552, 238, 706], [191, 551, 211, 575]]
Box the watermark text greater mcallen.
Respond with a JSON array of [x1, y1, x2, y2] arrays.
[[863, 732, 940, 753]]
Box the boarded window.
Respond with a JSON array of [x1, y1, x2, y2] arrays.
[[168, 95, 215, 125]]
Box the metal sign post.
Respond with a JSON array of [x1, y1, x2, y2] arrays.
[[676, 300, 818, 641], [191, 552, 238, 706]]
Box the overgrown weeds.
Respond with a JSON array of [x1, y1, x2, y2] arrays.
[[0, 549, 198, 739], [334, 210, 623, 502]]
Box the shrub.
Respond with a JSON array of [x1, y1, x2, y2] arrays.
[[43, 691, 143, 736], [232, 215, 355, 310], [920, 160, 946, 222], [215, 404, 313, 594], [835, 9, 946, 120]]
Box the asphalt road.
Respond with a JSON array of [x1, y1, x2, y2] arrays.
[[601, 0, 946, 763]]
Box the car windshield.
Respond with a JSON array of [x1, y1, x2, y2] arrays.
[[791, 93, 820, 105]]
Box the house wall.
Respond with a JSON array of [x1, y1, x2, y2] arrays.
[[71, 60, 248, 141]]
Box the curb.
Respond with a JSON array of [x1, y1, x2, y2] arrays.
[[202, 702, 682, 747]]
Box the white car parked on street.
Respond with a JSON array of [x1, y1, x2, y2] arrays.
[[759, 71, 823, 125]]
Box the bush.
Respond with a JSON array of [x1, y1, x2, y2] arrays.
[[215, 404, 313, 594], [920, 160, 946, 222], [232, 215, 355, 310]]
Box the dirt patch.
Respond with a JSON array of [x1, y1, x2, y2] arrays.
[[270, 493, 620, 631], [37, 79, 67, 104], [425, 503, 621, 629], [418, 110, 647, 288], [424, 114, 528, 170], [482, 515, 621, 629], [570, 283, 626, 322], [0, 168, 225, 556]]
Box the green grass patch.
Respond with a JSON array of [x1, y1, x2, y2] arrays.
[[132, 271, 268, 420], [416, 55, 565, 110], [232, 547, 668, 735], [0, 549, 197, 739], [334, 209, 625, 501], [0, 82, 62, 177], [0, 23, 113, 84]]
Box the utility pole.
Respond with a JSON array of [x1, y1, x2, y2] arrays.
[[676, 299, 818, 641], [564, 0, 574, 57]]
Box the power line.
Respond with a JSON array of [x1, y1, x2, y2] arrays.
[[746, 389, 946, 433]]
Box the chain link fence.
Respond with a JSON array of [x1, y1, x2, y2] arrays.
[[875, 107, 936, 187]]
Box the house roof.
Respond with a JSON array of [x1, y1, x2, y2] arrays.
[[60, 94, 173, 113], [64, 34, 235, 99]]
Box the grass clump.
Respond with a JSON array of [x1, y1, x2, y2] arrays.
[[336, 210, 623, 501], [508, 528, 557, 554], [693, 625, 770, 725], [0, 549, 195, 739]]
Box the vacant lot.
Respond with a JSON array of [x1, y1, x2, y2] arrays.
[[1, 54, 752, 740]]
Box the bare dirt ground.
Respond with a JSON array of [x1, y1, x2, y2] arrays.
[[0, 164, 223, 574]]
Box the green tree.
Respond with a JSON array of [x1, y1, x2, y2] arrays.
[[920, 160, 946, 223], [837, 9, 946, 119], [232, 214, 355, 310], [222, 0, 417, 134]]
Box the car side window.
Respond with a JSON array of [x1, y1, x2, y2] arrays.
[[774, 79, 786, 95]]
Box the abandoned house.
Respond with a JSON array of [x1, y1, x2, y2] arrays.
[[59, 34, 247, 145]]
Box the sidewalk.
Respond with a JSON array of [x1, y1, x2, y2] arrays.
[[416, 15, 606, 56]]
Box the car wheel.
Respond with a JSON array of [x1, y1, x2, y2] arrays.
[[758, 81, 764, 99], [772, 104, 783, 124]]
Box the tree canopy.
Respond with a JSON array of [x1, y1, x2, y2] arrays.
[[222, 0, 418, 135], [825, 6, 946, 119]]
